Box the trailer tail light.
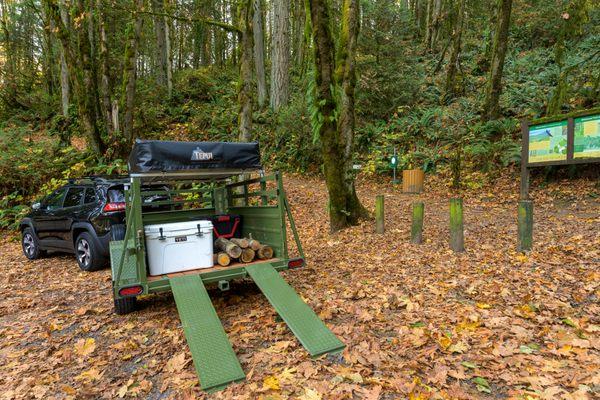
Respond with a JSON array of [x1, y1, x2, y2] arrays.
[[103, 202, 126, 212], [288, 258, 305, 269], [119, 285, 143, 297]]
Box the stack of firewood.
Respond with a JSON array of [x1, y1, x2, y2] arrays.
[[213, 236, 273, 267]]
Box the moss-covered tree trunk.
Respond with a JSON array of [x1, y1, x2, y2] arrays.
[[151, 0, 173, 97], [336, 0, 368, 222], [237, 0, 254, 142], [44, 0, 106, 155], [443, 0, 465, 101], [483, 0, 512, 120], [307, 0, 365, 232], [121, 0, 144, 147], [252, 0, 267, 108]]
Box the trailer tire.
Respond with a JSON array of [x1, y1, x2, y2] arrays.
[[114, 296, 137, 315], [110, 224, 126, 241]]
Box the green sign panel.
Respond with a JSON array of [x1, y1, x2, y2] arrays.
[[389, 155, 398, 169], [528, 120, 568, 164], [574, 115, 600, 159]]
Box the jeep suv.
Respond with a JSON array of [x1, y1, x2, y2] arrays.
[[20, 177, 169, 271]]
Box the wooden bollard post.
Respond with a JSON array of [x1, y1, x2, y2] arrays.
[[517, 200, 533, 252], [449, 198, 464, 252], [411, 201, 424, 244], [375, 195, 385, 234]]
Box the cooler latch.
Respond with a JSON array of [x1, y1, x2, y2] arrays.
[[196, 224, 204, 237]]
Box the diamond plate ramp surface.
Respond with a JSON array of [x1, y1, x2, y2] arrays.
[[245, 264, 345, 357], [169, 275, 245, 392]]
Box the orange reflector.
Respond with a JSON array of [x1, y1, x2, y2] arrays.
[[119, 285, 143, 297], [288, 258, 305, 269]]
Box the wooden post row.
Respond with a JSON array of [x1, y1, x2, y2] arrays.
[[375, 195, 385, 234], [449, 198, 464, 252], [411, 201, 424, 244], [517, 200, 533, 252]]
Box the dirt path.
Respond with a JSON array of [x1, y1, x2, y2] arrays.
[[1, 174, 598, 399]]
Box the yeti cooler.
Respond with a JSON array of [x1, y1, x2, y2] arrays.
[[144, 220, 213, 275]]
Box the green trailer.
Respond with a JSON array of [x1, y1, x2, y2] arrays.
[[110, 140, 344, 392]]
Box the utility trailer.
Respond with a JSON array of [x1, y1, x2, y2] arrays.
[[110, 140, 344, 392]]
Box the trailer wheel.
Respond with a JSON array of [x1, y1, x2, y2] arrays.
[[114, 296, 137, 315]]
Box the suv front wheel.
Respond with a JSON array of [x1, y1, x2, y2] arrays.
[[22, 228, 46, 260], [75, 232, 105, 271]]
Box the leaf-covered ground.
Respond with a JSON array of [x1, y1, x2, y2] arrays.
[[1, 174, 599, 399]]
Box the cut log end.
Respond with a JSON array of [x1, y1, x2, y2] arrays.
[[213, 252, 231, 267], [215, 237, 242, 258], [240, 248, 256, 263], [257, 245, 273, 260]]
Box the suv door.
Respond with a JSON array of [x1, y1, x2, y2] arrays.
[[57, 187, 87, 248], [34, 188, 68, 248]]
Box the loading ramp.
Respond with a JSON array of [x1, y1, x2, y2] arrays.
[[169, 264, 344, 392]]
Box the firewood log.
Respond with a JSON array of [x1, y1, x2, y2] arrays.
[[213, 252, 231, 267], [230, 237, 249, 248], [257, 245, 273, 260], [240, 248, 255, 263], [215, 237, 242, 258], [247, 237, 261, 251]]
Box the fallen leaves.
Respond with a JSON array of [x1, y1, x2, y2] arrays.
[[0, 173, 599, 398], [74, 338, 96, 357]]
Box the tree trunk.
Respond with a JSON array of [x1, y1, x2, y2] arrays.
[[483, 0, 512, 120], [97, 3, 113, 137], [337, 0, 368, 222], [270, 0, 290, 111], [292, 0, 307, 69], [443, 0, 465, 101], [307, 0, 366, 232], [151, 0, 173, 97], [252, 0, 267, 108], [237, 0, 254, 142], [44, 0, 105, 155], [122, 0, 144, 146]]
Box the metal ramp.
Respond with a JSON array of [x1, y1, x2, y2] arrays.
[[246, 264, 345, 357], [170, 275, 245, 392]]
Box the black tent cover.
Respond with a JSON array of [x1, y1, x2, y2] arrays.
[[128, 140, 261, 174]]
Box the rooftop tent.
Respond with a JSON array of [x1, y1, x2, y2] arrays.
[[128, 140, 262, 178]]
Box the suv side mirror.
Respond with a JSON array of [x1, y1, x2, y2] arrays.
[[32, 202, 41, 211]]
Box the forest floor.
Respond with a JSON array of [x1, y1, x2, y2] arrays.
[[0, 173, 599, 400]]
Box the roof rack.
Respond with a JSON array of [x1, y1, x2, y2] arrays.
[[67, 175, 129, 184]]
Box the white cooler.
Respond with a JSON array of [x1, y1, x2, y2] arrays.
[[144, 220, 214, 275]]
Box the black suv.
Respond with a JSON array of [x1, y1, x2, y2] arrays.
[[20, 177, 170, 271]]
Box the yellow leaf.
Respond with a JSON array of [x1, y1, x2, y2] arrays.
[[438, 336, 452, 350], [298, 388, 322, 400], [515, 254, 528, 263], [76, 367, 103, 382], [277, 367, 296, 383], [476, 303, 492, 309], [61, 385, 76, 395], [74, 338, 96, 356], [449, 341, 469, 353], [263, 375, 280, 391]]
